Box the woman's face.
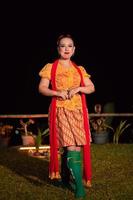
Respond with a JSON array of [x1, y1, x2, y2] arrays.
[[57, 37, 75, 59]]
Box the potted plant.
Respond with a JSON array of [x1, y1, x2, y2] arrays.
[[18, 119, 36, 146], [113, 120, 131, 144], [33, 127, 49, 156], [90, 104, 114, 144], [0, 123, 13, 147]]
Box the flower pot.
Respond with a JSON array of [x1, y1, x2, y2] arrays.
[[21, 135, 35, 146], [92, 131, 109, 144]]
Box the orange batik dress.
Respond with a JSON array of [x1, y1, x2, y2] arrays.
[[39, 61, 91, 147], [39, 60, 92, 183]]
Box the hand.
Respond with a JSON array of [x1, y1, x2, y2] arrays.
[[68, 87, 80, 99], [57, 90, 69, 100]]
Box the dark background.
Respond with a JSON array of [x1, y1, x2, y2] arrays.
[[0, 2, 132, 114]]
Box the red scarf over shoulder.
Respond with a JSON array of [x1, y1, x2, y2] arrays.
[[49, 59, 92, 182]]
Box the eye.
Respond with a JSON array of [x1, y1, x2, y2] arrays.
[[59, 45, 65, 48]]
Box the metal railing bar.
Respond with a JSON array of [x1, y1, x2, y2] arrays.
[[0, 113, 133, 118]]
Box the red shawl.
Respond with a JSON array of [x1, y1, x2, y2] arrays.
[[49, 59, 92, 182]]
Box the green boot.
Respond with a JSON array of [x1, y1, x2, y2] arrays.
[[67, 150, 86, 198]]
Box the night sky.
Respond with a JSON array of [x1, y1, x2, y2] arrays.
[[0, 2, 132, 114]]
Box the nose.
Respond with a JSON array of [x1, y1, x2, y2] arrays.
[[65, 46, 69, 51]]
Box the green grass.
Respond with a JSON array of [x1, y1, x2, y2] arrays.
[[0, 144, 133, 200]]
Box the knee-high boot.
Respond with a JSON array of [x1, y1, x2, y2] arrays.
[[67, 150, 86, 198], [61, 148, 70, 186]]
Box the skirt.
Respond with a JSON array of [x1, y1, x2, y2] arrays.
[[55, 107, 87, 147]]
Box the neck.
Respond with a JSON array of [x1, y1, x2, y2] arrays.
[[59, 59, 72, 67]]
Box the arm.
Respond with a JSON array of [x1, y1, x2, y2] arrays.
[[68, 77, 95, 99], [38, 78, 68, 100], [79, 77, 95, 94], [39, 78, 57, 96]]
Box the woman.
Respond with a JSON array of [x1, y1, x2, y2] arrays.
[[38, 34, 95, 198]]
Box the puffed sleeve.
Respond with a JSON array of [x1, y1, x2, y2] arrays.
[[79, 66, 91, 78], [39, 63, 52, 80]]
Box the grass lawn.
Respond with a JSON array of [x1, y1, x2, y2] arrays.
[[0, 144, 133, 200]]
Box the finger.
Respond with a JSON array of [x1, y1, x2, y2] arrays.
[[63, 93, 68, 100], [69, 92, 73, 99]]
